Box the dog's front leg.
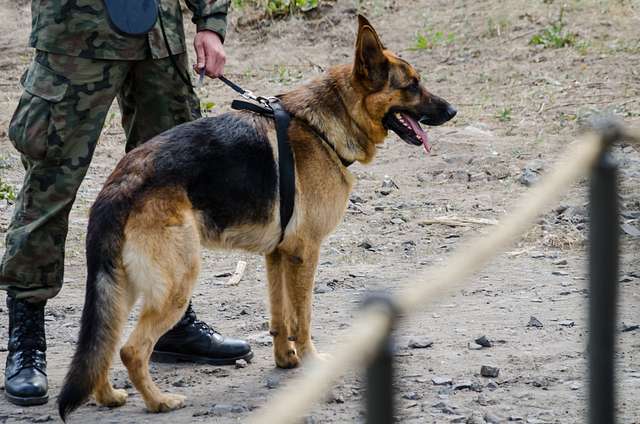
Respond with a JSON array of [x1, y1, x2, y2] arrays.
[[282, 246, 320, 360], [265, 250, 300, 368]]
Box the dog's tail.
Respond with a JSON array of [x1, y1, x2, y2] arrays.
[[58, 190, 132, 421]]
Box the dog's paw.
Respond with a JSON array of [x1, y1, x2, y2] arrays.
[[275, 348, 301, 369], [95, 388, 128, 407], [146, 393, 186, 413]]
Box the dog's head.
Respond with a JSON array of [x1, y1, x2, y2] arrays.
[[352, 15, 456, 153]]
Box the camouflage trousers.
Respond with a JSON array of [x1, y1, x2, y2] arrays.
[[2, 50, 201, 302]]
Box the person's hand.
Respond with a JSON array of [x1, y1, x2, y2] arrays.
[[194, 30, 226, 78]]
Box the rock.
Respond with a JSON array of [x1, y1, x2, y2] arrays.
[[519, 168, 539, 187], [530, 251, 545, 259], [552, 258, 568, 265], [450, 416, 467, 423], [235, 359, 248, 369], [468, 342, 483, 350], [381, 175, 399, 189], [432, 376, 453, 385], [509, 416, 525, 421], [527, 316, 543, 328], [172, 377, 188, 387], [32, 416, 53, 423], [358, 240, 373, 250], [484, 412, 504, 423], [621, 323, 639, 332], [486, 381, 499, 390], [402, 391, 422, 400], [559, 320, 575, 327], [481, 366, 500, 378], [621, 222, 640, 237], [475, 335, 492, 348], [327, 390, 345, 404], [313, 283, 329, 294], [266, 375, 280, 389], [432, 401, 457, 414], [210, 404, 248, 415], [552, 270, 569, 276], [570, 382, 581, 390], [408, 337, 434, 349], [453, 380, 473, 391], [390, 217, 406, 225]]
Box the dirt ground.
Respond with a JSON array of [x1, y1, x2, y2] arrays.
[[0, 0, 639, 423]]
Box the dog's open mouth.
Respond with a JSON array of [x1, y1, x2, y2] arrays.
[[382, 111, 431, 153]]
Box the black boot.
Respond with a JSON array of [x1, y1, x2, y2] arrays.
[[4, 296, 48, 406], [152, 302, 253, 365]]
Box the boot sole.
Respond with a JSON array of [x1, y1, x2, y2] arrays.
[[5, 392, 48, 406], [150, 349, 253, 366]]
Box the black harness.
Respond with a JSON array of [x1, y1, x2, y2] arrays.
[[223, 80, 353, 243]]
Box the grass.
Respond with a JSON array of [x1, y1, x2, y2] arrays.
[[0, 179, 16, 202], [200, 100, 216, 115], [232, 0, 318, 15], [496, 107, 512, 122], [270, 64, 303, 84], [410, 29, 455, 50], [529, 8, 576, 49]]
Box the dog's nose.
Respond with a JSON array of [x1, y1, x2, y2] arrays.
[[446, 105, 457, 120]]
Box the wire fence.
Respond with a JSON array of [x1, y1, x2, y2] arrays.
[[248, 120, 640, 424]]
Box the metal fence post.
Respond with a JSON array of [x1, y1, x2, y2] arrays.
[[364, 296, 397, 424], [588, 128, 620, 424]]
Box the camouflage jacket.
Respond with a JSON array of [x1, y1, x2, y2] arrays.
[[29, 0, 229, 60]]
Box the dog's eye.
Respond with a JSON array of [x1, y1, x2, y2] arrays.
[[405, 80, 420, 94]]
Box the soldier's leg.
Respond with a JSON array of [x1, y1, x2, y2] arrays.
[[118, 53, 201, 152], [1, 51, 128, 405], [117, 54, 253, 365]]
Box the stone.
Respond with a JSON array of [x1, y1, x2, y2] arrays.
[[432, 376, 453, 385], [527, 316, 543, 328], [621, 323, 639, 332], [552, 270, 569, 276], [552, 259, 568, 266], [266, 375, 280, 389], [621, 222, 640, 237], [402, 391, 422, 400], [172, 377, 188, 387], [559, 320, 575, 327], [235, 359, 248, 369], [519, 168, 539, 187], [408, 337, 434, 349], [453, 380, 473, 391], [32, 416, 53, 423], [468, 342, 483, 350], [481, 365, 500, 378], [484, 412, 504, 423], [475, 335, 492, 348]]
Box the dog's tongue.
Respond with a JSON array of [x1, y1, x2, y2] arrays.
[[401, 113, 431, 153]]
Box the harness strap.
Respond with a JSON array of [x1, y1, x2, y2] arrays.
[[270, 99, 296, 243]]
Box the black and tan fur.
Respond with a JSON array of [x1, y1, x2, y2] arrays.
[[58, 16, 456, 419]]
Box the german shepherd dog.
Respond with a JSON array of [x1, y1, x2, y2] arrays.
[[58, 15, 456, 419]]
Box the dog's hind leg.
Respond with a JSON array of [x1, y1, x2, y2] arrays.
[[119, 202, 201, 412], [92, 266, 138, 407], [282, 245, 321, 360], [266, 249, 300, 368]]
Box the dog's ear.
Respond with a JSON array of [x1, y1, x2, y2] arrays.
[[354, 15, 389, 90]]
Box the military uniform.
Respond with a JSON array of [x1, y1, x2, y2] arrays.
[[3, 0, 230, 302]]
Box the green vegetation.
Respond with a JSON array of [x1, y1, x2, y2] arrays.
[[271, 64, 303, 84], [200, 100, 216, 114], [496, 107, 512, 122], [529, 8, 576, 48], [0, 179, 16, 202], [410, 29, 455, 51], [232, 0, 318, 16]]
